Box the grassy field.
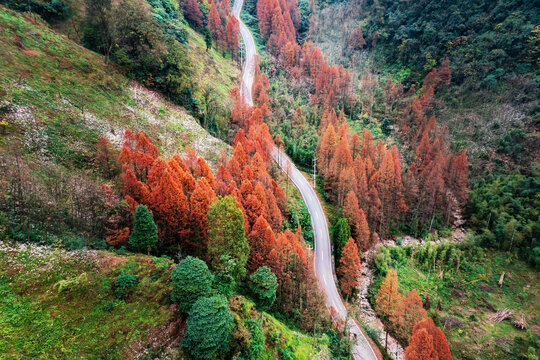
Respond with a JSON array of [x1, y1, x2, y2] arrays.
[[369, 241, 540, 359]]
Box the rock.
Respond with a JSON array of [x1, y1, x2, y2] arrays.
[[442, 317, 463, 329], [478, 283, 492, 292], [451, 288, 465, 298]]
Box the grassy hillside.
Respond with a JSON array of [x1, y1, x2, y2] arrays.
[[0, 240, 330, 359], [0, 6, 234, 164]]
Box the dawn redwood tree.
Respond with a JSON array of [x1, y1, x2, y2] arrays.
[[337, 238, 362, 297], [208, 0, 223, 48], [349, 27, 366, 49], [189, 179, 215, 256], [404, 328, 436, 360], [405, 318, 453, 360], [183, 0, 203, 28], [207, 196, 249, 279], [226, 15, 240, 58], [375, 269, 402, 320], [248, 216, 276, 272], [318, 124, 337, 177], [95, 135, 120, 179], [392, 289, 428, 342], [250, 266, 278, 311], [171, 256, 213, 313], [182, 295, 234, 359], [150, 169, 189, 243], [128, 204, 158, 254]]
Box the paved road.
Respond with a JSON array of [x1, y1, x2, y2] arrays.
[[232, 2, 378, 359]]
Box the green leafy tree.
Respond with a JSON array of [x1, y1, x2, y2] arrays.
[[128, 205, 158, 254], [171, 256, 213, 313], [332, 217, 351, 260], [207, 196, 249, 279], [182, 296, 234, 359], [249, 266, 277, 311]]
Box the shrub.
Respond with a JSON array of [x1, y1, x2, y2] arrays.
[[249, 266, 277, 311], [114, 273, 137, 299]]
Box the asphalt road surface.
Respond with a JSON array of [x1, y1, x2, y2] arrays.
[[232, 2, 378, 358]]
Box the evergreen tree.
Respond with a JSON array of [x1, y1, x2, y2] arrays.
[[182, 296, 234, 359], [332, 217, 351, 260], [128, 205, 157, 253], [171, 256, 213, 313]]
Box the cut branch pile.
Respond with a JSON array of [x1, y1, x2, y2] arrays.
[[511, 314, 528, 330], [488, 308, 513, 323]]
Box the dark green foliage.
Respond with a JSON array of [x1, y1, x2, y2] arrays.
[[466, 166, 540, 268], [128, 205, 158, 254], [497, 128, 525, 160], [0, 0, 71, 21], [278, 348, 296, 360], [82, 0, 193, 109], [249, 266, 277, 311], [171, 256, 213, 313], [212, 255, 237, 298], [332, 217, 351, 260], [243, 319, 265, 359], [114, 273, 137, 299], [207, 196, 249, 280], [364, 0, 539, 86], [326, 328, 352, 360], [182, 296, 234, 359]]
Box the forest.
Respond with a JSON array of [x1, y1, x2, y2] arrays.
[[0, 0, 538, 358]]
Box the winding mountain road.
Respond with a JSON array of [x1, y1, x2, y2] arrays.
[[232, 1, 378, 359]]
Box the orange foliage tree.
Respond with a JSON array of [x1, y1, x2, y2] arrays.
[[405, 318, 452, 360], [337, 238, 362, 297]]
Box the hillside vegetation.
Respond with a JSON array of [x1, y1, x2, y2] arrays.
[[370, 240, 540, 359], [0, 240, 329, 359], [0, 6, 235, 247]]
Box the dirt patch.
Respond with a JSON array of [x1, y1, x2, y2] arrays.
[[21, 48, 41, 56], [442, 317, 463, 329], [98, 254, 127, 270]]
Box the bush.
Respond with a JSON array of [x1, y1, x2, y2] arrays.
[[114, 273, 137, 299], [243, 319, 265, 359], [249, 266, 278, 311]]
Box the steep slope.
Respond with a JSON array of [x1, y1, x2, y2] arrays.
[[0, 7, 233, 164], [310, 0, 539, 176], [0, 6, 236, 247]]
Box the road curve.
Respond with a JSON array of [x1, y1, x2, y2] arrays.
[[231, 2, 378, 359]]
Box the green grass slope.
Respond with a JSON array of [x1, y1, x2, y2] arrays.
[[0, 240, 329, 359]]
